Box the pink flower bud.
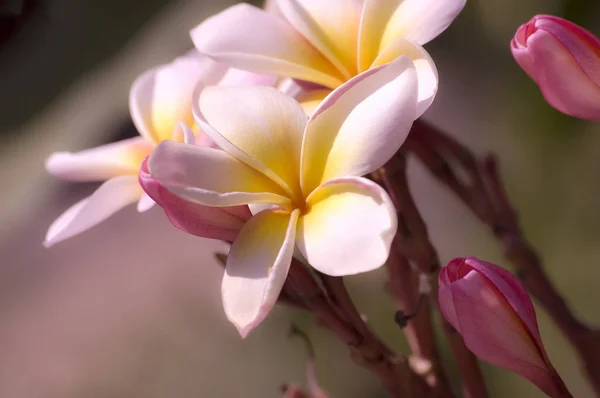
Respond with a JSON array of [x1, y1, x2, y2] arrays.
[[511, 15, 600, 121], [438, 257, 571, 398]]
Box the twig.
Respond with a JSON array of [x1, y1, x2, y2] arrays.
[[374, 152, 489, 398], [286, 259, 426, 397], [406, 119, 600, 394]]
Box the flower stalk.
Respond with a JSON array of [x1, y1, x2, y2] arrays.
[[373, 151, 488, 398], [405, 119, 600, 395]]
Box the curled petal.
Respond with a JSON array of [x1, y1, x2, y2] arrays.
[[371, 39, 438, 117], [46, 137, 153, 182], [196, 86, 307, 199], [438, 257, 571, 398], [190, 4, 344, 89], [148, 140, 291, 208], [44, 176, 142, 247], [223, 209, 300, 337], [301, 56, 418, 195], [129, 55, 225, 144], [139, 159, 250, 242], [296, 177, 396, 276]]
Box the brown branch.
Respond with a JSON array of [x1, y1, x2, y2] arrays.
[[286, 259, 426, 397], [374, 152, 488, 398], [406, 120, 600, 394]]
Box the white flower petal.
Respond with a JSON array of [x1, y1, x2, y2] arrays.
[[296, 177, 396, 276], [222, 208, 300, 337], [190, 3, 344, 88], [276, 0, 363, 78], [44, 175, 142, 247], [358, 0, 465, 69], [136, 193, 156, 213], [301, 56, 418, 194], [196, 86, 308, 199], [148, 140, 291, 208], [129, 55, 225, 144], [46, 137, 153, 182], [380, 0, 466, 47], [371, 38, 438, 117]]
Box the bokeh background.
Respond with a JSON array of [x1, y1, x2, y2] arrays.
[[1, 0, 599, 396]]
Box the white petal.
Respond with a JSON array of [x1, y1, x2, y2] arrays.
[[46, 137, 153, 182], [196, 86, 307, 199], [190, 3, 344, 88], [44, 176, 142, 247], [371, 39, 438, 117], [148, 140, 291, 208], [222, 209, 300, 337], [171, 121, 196, 145], [129, 55, 225, 144], [276, 0, 363, 78], [136, 193, 156, 213], [358, 0, 465, 69], [217, 68, 280, 87], [380, 0, 466, 47], [301, 56, 418, 195], [296, 177, 396, 276]]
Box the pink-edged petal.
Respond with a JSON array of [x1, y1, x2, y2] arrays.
[[44, 175, 142, 247], [222, 208, 300, 337], [301, 56, 418, 195], [196, 86, 307, 200], [528, 29, 600, 121], [136, 193, 156, 213], [148, 140, 291, 208], [190, 4, 344, 89], [139, 159, 250, 242], [296, 177, 396, 276], [371, 39, 438, 117], [129, 54, 226, 144], [46, 137, 153, 182], [276, 0, 363, 78]]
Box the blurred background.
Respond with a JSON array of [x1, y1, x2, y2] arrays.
[[1, 0, 600, 396]]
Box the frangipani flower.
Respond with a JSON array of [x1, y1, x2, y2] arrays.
[[438, 257, 572, 398], [44, 53, 274, 247], [145, 56, 422, 336], [191, 0, 466, 115], [512, 15, 600, 121]]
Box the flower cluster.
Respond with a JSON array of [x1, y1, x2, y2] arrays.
[[44, 1, 593, 396]]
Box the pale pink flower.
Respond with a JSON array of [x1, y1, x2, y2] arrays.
[[146, 56, 424, 337], [44, 53, 275, 247], [438, 257, 572, 398], [190, 0, 467, 116], [512, 15, 600, 121]]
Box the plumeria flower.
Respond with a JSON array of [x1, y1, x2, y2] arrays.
[[438, 257, 572, 398], [190, 0, 466, 115], [44, 53, 275, 247], [145, 56, 421, 336], [512, 15, 600, 121]]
